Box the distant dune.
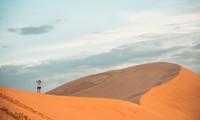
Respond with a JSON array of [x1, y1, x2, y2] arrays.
[[47, 62, 181, 104], [0, 86, 166, 120], [141, 67, 200, 120]]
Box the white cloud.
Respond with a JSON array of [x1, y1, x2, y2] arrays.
[[117, 11, 200, 35], [1, 10, 200, 66]]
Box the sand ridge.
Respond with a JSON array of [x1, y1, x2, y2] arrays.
[[47, 62, 181, 104], [141, 67, 200, 120]]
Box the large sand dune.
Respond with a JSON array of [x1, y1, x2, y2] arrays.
[[141, 67, 200, 120], [1, 62, 199, 120], [0, 86, 166, 120], [47, 62, 181, 104]]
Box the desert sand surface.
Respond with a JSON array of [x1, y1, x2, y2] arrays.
[[0, 86, 166, 120], [47, 62, 181, 104], [141, 67, 200, 120], [1, 63, 199, 120]]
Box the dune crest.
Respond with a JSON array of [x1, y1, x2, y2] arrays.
[[141, 67, 200, 120], [47, 62, 181, 104]]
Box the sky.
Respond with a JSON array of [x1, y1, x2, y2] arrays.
[[0, 0, 200, 92]]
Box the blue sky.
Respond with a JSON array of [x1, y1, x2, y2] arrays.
[[0, 0, 200, 92]]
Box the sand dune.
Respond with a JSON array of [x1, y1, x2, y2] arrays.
[[141, 67, 200, 120], [0, 86, 166, 120], [47, 62, 181, 104], [1, 62, 199, 120]]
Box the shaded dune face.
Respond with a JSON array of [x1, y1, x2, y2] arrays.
[[47, 62, 181, 104], [141, 67, 200, 120], [0, 87, 166, 120]]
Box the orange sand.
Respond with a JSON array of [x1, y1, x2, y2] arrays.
[[141, 67, 200, 120], [1, 65, 199, 120], [0, 86, 165, 120]]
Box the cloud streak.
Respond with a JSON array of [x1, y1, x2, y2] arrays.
[[8, 25, 54, 35]]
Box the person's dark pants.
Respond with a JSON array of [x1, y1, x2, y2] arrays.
[[37, 87, 41, 93]]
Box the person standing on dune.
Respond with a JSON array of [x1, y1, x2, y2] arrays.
[[36, 80, 42, 93]]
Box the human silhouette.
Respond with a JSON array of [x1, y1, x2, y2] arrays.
[[36, 80, 42, 93]]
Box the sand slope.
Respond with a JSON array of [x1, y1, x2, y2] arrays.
[[1, 63, 199, 120], [47, 62, 181, 104], [0, 86, 166, 120], [141, 67, 200, 120]]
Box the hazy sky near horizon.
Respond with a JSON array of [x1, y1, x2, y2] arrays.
[[0, 0, 200, 92]]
